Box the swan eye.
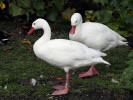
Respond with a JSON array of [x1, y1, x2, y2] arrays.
[[75, 21, 77, 23], [34, 23, 36, 25]]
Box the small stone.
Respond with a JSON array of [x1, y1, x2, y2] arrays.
[[39, 75, 44, 79], [48, 96, 54, 99], [30, 78, 37, 86], [46, 94, 50, 96], [4, 85, 7, 90], [111, 78, 119, 84]]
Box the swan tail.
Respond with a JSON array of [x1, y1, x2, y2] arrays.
[[100, 52, 107, 57], [93, 58, 111, 65], [101, 59, 111, 65], [119, 41, 128, 46]]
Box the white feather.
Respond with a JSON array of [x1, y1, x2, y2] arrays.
[[69, 13, 127, 51]]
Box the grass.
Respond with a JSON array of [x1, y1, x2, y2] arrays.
[[0, 20, 132, 99]]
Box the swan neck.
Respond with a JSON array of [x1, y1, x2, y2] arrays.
[[34, 24, 51, 48], [79, 17, 82, 25], [41, 24, 51, 42]]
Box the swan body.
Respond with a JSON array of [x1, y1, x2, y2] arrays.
[[34, 39, 109, 71], [69, 13, 127, 51], [28, 18, 110, 95]]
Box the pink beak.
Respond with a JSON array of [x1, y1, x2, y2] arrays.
[[70, 26, 76, 34], [28, 27, 35, 35]]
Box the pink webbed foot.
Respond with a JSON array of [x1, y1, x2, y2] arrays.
[[53, 85, 70, 90], [52, 86, 69, 95], [53, 86, 65, 90], [79, 65, 99, 77], [52, 72, 70, 95]]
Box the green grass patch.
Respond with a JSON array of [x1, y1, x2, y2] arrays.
[[0, 21, 132, 99]]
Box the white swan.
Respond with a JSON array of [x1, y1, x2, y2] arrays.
[[69, 13, 127, 51], [69, 13, 127, 77], [28, 18, 110, 95]]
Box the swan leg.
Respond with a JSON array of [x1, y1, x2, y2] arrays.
[[79, 65, 99, 77], [52, 72, 70, 95]]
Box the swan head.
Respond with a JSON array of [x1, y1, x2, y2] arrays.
[[71, 13, 82, 26], [70, 13, 82, 34], [28, 18, 49, 35]]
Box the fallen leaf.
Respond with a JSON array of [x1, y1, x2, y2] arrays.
[[27, 46, 33, 50], [56, 78, 63, 80], [21, 40, 31, 45], [8, 53, 13, 55], [9, 32, 16, 36]]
